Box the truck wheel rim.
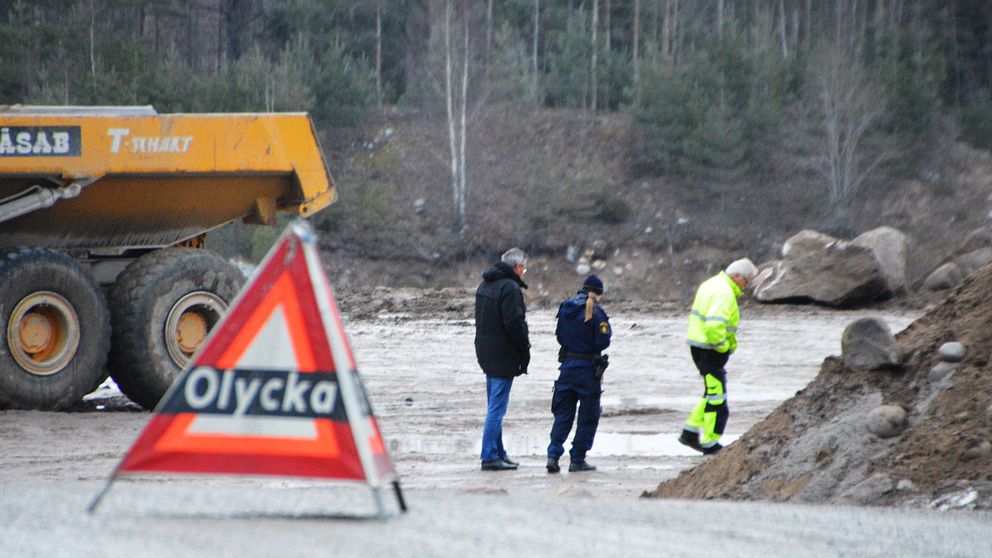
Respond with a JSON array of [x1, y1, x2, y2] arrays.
[[165, 292, 227, 367], [7, 292, 81, 376]]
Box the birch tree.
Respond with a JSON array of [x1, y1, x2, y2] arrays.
[[633, 0, 641, 106], [590, 0, 599, 110], [531, 0, 540, 102], [443, 0, 470, 231], [813, 41, 889, 209], [376, 0, 383, 103]]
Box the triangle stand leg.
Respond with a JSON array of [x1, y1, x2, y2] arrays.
[[392, 480, 408, 513], [86, 475, 117, 514]]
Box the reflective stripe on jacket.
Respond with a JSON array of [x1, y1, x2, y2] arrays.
[[686, 271, 742, 354]]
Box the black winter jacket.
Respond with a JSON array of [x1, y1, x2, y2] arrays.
[[474, 262, 530, 377]]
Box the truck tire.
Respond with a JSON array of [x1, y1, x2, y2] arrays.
[[0, 249, 111, 410], [108, 249, 245, 410]]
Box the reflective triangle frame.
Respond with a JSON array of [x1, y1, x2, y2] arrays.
[[88, 222, 405, 518]]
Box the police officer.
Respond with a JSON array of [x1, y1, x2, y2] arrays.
[[547, 275, 612, 473], [678, 258, 757, 455]]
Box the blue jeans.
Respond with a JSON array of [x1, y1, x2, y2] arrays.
[[480, 375, 514, 462]]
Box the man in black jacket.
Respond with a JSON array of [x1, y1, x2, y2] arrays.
[[475, 247, 530, 471]]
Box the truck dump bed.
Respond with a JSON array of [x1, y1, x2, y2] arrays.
[[0, 106, 336, 252]]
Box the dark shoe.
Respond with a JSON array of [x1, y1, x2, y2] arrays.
[[701, 443, 723, 455], [546, 456, 560, 473], [678, 430, 703, 452], [481, 459, 518, 471], [502, 456, 519, 467], [568, 460, 596, 472]]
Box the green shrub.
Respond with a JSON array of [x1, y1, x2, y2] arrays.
[[634, 36, 795, 183]]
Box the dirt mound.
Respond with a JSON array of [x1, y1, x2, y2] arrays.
[[644, 263, 992, 510]]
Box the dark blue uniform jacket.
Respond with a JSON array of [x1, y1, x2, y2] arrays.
[[555, 291, 612, 395]]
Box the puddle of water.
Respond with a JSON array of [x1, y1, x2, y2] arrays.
[[389, 432, 740, 458], [600, 395, 698, 408]]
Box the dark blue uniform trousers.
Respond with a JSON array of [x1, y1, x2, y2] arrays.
[[547, 366, 601, 461]]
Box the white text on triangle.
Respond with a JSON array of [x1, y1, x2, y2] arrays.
[[164, 367, 343, 419]]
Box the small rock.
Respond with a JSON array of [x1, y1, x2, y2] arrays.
[[931, 488, 979, 511], [938, 342, 967, 363], [592, 259, 607, 271], [847, 472, 894, 504], [612, 266, 624, 276], [866, 405, 908, 438], [896, 479, 915, 491], [929, 361, 957, 382], [576, 260, 591, 275], [962, 440, 992, 461], [566, 246, 580, 263]]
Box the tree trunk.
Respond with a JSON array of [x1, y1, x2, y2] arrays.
[[778, 0, 788, 58], [459, 4, 469, 231], [444, 0, 460, 229], [663, 0, 679, 70], [605, 0, 612, 55], [89, 0, 97, 95], [717, 0, 724, 40], [590, 0, 599, 111], [443, 0, 470, 231], [486, 0, 493, 71], [532, 0, 540, 102], [662, 0, 671, 66], [376, 0, 383, 104], [633, 0, 641, 107]]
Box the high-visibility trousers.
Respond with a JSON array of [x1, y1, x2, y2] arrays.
[[683, 347, 729, 448]]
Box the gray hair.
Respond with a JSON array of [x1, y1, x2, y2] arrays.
[[501, 247, 527, 267], [726, 258, 757, 279]]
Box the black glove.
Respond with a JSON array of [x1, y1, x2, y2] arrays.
[[519, 348, 531, 375]]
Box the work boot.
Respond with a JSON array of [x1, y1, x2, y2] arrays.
[[678, 430, 703, 452], [701, 443, 723, 455], [481, 459, 518, 471], [568, 460, 596, 472], [546, 456, 560, 474], [502, 456, 519, 467]]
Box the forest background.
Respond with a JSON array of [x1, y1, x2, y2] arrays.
[[2, 0, 991, 302]]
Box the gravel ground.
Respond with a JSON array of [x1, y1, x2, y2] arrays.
[[3, 306, 990, 557]]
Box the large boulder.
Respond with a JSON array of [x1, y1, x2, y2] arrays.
[[841, 317, 903, 371], [958, 225, 992, 254], [753, 230, 890, 307], [851, 226, 908, 293], [955, 247, 992, 275], [922, 262, 964, 291], [922, 226, 992, 292]]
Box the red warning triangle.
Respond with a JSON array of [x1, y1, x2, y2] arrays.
[[116, 224, 397, 483]]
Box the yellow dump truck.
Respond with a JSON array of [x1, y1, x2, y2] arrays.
[[0, 106, 336, 410]]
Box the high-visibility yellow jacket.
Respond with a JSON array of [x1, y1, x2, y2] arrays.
[[686, 271, 743, 354]]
